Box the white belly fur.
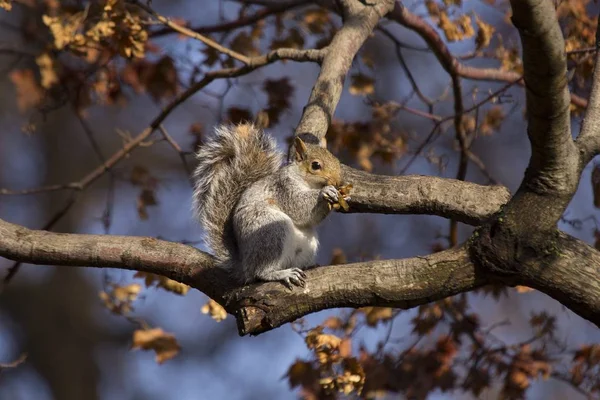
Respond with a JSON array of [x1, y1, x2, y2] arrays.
[[281, 222, 319, 270]]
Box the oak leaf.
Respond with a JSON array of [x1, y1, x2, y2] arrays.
[[132, 328, 180, 364], [99, 283, 141, 315], [349, 73, 375, 96], [134, 271, 190, 295], [9, 69, 44, 112], [36, 53, 59, 89], [201, 299, 227, 322]]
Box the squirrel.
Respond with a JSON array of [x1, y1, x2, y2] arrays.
[[192, 123, 348, 288]]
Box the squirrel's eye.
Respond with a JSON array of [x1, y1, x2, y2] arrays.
[[311, 161, 322, 171]]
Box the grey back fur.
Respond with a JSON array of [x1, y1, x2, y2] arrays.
[[192, 124, 282, 262]]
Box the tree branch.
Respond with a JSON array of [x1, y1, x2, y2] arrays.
[[576, 11, 600, 165], [149, 0, 311, 38], [341, 166, 510, 225], [500, 0, 579, 232], [294, 0, 396, 139], [234, 245, 484, 335], [0, 215, 484, 335], [135, 1, 252, 65]]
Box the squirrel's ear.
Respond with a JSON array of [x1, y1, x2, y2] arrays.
[[293, 137, 308, 162]]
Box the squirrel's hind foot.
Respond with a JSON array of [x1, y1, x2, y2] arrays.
[[258, 268, 307, 289]]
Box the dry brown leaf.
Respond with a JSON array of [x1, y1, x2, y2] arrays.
[[137, 189, 157, 220], [338, 358, 365, 395], [349, 73, 375, 96], [481, 106, 505, 135], [134, 271, 190, 295], [132, 328, 180, 364], [323, 316, 344, 330], [457, 15, 475, 38], [270, 28, 304, 50], [229, 31, 260, 57], [201, 299, 227, 322], [339, 338, 352, 358], [439, 12, 475, 42], [99, 283, 141, 315], [9, 69, 44, 112], [425, 0, 441, 18], [42, 13, 85, 50], [36, 53, 59, 89], [475, 15, 495, 50], [263, 77, 294, 125], [303, 9, 330, 34], [515, 285, 534, 293], [496, 43, 523, 74], [306, 327, 342, 351], [330, 248, 347, 265], [227, 107, 253, 124], [357, 143, 374, 172], [362, 307, 394, 327], [287, 360, 319, 388]]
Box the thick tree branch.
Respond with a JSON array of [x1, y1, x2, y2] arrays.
[[473, 230, 600, 329], [576, 12, 600, 165], [468, 0, 600, 332], [234, 245, 484, 335], [294, 0, 395, 139], [0, 216, 484, 335], [500, 0, 579, 233], [341, 166, 510, 225]]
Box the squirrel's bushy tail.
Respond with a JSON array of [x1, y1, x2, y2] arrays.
[[192, 123, 281, 262]]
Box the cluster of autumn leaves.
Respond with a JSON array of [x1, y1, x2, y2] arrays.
[[98, 272, 226, 364], [285, 290, 600, 398]]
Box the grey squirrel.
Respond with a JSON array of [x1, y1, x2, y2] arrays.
[[192, 123, 349, 288]]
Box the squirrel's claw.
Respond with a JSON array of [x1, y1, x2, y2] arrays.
[[320, 185, 339, 203], [279, 268, 306, 289]]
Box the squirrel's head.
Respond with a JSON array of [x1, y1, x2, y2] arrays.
[[293, 137, 342, 188]]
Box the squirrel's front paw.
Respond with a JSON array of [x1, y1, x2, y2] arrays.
[[320, 185, 339, 203]]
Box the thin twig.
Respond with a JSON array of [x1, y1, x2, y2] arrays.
[[134, 0, 251, 65], [158, 124, 193, 179], [0, 353, 27, 370], [150, 0, 311, 38]]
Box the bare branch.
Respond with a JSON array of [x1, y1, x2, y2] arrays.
[[234, 245, 484, 335], [294, 0, 396, 139], [135, 1, 251, 65], [474, 231, 600, 330], [499, 0, 579, 232], [576, 11, 600, 165], [0, 215, 484, 335], [341, 166, 510, 225], [149, 0, 311, 38]]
